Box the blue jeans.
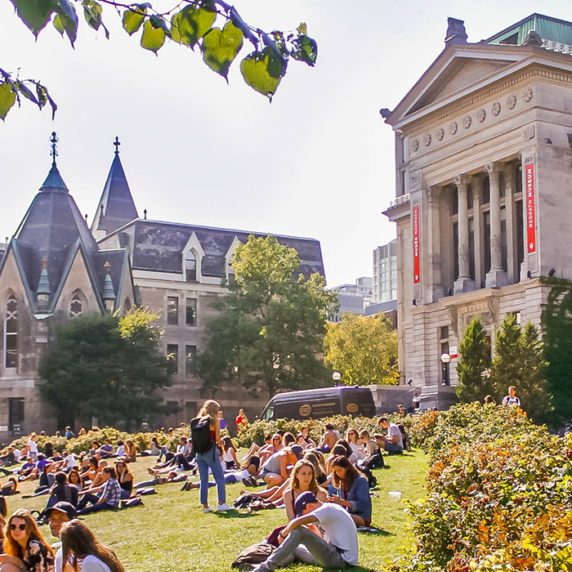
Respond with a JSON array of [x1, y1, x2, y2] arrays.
[[196, 445, 225, 505]]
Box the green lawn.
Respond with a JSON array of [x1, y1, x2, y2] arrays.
[[6, 450, 427, 571]]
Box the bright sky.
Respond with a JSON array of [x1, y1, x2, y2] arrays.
[[0, 0, 570, 286]]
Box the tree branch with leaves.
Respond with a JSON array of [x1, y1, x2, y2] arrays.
[[2, 0, 318, 120]]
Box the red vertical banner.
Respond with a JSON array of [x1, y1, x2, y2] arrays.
[[413, 206, 420, 283], [525, 164, 536, 253]]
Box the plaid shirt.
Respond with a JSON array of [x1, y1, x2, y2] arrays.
[[100, 478, 122, 507]]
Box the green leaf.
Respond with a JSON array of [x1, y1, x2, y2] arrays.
[[202, 21, 244, 78], [8, 0, 58, 36], [55, 0, 78, 45], [82, 0, 102, 31], [240, 47, 287, 100], [0, 83, 17, 121], [15, 80, 38, 105], [297, 22, 307, 36], [122, 5, 148, 36], [140, 19, 166, 54], [53, 13, 65, 34], [291, 34, 317, 67], [171, 4, 216, 48]]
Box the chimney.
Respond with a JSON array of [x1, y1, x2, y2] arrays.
[[445, 17, 468, 47]]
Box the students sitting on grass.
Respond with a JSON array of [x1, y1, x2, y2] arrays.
[[242, 434, 272, 463], [68, 469, 82, 493], [48, 472, 79, 508], [96, 440, 114, 460], [375, 418, 404, 454], [1, 508, 55, 572], [0, 478, 18, 497], [45, 501, 77, 572], [302, 452, 328, 486], [61, 519, 125, 572], [283, 460, 328, 521], [346, 428, 366, 461], [221, 437, 239, 471], [259, 446, 303, 487], [296, 427, 316, 449], [182, 456, 260, 491], [317, 424, 339, 453], [328, 456, 372, 527], [358, 430, 384, 470], [115, 462, 133, 499], [123, 441, 137, 463], [251, 491, 359, 572], [134, 471, 187, 490], [76, 467, 122, 515]]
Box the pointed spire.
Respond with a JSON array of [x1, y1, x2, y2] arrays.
[[41, 132, 68, 193], [102, 261, 116, 312], [37, 257, 51, 296]]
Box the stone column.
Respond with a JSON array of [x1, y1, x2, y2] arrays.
[[485, 163, 509, 288], [472, 175, 483, 289], [504, 163, 515, 284], [426, 186, 445, 303], [454, 175, 475, 294]]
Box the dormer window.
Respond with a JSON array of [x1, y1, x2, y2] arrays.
[[185, 251, 197, 282]]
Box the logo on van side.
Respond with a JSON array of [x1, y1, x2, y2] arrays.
[[299, 404, 312, 417], [346, 403, 359, 413]]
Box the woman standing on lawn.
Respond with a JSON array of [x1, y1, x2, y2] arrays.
[[196, 400, 232, 513], [1, 509, 55, 572], [61, 519, 124, 572]]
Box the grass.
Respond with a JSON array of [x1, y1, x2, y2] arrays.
[[6, 450, 427, 571]]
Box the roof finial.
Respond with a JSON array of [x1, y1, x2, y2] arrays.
[[50, 132, 58, 166], [144, 209, 147, 220], [114, 136, 121, 155], [104, 261, 111, 273], [42, 257, 47, 270]]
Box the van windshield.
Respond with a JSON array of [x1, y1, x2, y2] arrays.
[[263, 406, 274, 421]]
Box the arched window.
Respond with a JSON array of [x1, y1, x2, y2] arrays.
[[185, 251, 197, 282], [5, 294, 18, 368], [124, 298, 132, 314], [69, 294, 83, 319]]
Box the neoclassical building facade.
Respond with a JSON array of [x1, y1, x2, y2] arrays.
[[383, 14, 572, 406], [0, 140, 324, 440]]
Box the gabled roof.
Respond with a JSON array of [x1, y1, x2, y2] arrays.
[[101, 219, 326, 279], [91, 153, 139, 236], [485, 13, 572, 46]]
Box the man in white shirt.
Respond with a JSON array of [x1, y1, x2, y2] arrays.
[[252, 491, 359, 571], [375, 418, 404, 454], [502, 386, 521, 407]]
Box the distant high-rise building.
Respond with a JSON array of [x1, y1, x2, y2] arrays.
[[329, 277, 373, 322], [373, 239, 397, 303]]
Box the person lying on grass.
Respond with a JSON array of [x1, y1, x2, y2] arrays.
[[134, 471, 187, 490], [251, 491, 359, 572], [259, 446, 303, 488], [182, 456, 260, 492]]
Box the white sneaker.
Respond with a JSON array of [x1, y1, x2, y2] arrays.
[[203, 506, 214, 513], [216, 503, 233, 511]]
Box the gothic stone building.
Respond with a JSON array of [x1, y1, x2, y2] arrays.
[[383, 14, 572, 407], [0, 146, 324, 441]]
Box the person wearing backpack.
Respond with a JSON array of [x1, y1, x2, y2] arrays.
[[191, 400, 232, 513]]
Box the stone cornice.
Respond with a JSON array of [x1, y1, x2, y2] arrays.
[[402, 66, 572, 137]]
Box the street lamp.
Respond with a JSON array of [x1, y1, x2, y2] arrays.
[[332, 371, 341, 384], [440, 353, 451, 386]]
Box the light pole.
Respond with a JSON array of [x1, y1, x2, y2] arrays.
[[332, 371, 341, 384], [440, 353, 451, 386]]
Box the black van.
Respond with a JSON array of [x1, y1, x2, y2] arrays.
[[260, 386, 376, 421]]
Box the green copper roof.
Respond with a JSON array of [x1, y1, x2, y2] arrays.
[[486, 13, 572, 46]]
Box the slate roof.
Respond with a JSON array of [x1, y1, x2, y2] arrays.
[[104, 219, 325, 280], [91, 153, 139, 236]]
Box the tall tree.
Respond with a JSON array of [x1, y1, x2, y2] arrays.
[[39, 308, 173, 430], [1, 0, 318, 120], [455, 317, 492, 403], [199, 235, 337, 398], [542, 277, 572, 425], [324, 314, 398, 385], [490, 313, 522, 400]]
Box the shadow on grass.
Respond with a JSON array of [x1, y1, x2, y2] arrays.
[[358, 528, 391, 537], [214, 510, 261, 519], [339, 566, 377, 572]]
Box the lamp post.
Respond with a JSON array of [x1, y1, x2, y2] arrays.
[[332, 371, 341, 384], [440, 353, 451, 386]]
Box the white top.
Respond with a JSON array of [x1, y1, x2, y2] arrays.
[[13, 449, 21, 461], [312, 503, 359, 565], [502, 395, 521, 407], [116, 445, 125, 457], [55, 546, 63, 572], [28, 440, 38, 454], [348, 441, 365, 460], [64, 454, 76, 470], [222, 448, 235, 463], [79, 555, 112, 572], [388, 423, 404, 448]]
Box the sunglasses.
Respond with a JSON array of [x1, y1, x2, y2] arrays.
[[10, 524, 26, 531]]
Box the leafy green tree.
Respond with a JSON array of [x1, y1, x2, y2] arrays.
[[542, 277, 572, 425], [199, 235, 338, 398], [490, 313, 522, 399], [324, 313, 398, 385], [1, 0, 318, 120], [39, 308, 173, 430], [456, 317, 492, 403]]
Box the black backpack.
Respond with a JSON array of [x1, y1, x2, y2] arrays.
[[191, 416, 213, 454]]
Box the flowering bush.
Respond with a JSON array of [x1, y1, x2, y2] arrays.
[[389, 404, 572, 572]]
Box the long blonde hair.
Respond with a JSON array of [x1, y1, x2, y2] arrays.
[[3, 509, 54, 560], [61, 520, 124, 572], [199, 400, 220, 419], [291, 460, 319, 494]]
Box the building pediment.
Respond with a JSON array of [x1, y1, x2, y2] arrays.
[[387, 44, 534, 130]]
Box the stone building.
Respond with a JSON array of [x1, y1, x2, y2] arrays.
[[383, 14, 572, 407], [0, 139, 324, 440]]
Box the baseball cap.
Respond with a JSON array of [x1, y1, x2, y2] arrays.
[[45, 502, 77, 520], [290, 445, 304, 460], [295, 491, 318, 517]]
